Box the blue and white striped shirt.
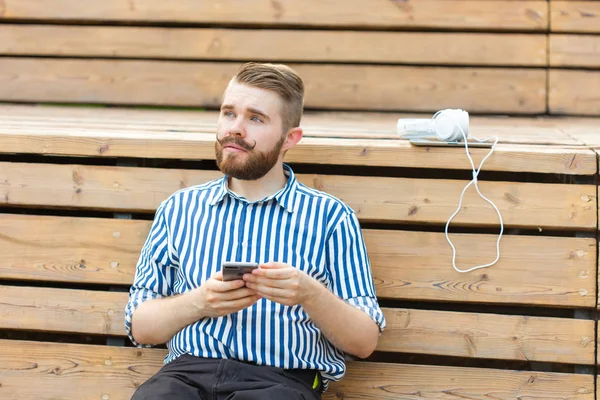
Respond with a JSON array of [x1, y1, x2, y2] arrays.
[[125, 164, 386, 387]]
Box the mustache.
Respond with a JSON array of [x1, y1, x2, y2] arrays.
[[216, 136, 257, 151]]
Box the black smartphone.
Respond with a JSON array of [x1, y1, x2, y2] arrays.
[[222, 261, 259, 281]]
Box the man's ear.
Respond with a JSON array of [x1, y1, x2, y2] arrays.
[[282, 127, 303, 152]]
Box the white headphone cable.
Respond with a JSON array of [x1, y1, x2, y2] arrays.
[[444, 125, 504, 273]]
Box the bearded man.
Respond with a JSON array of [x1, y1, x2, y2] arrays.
[[126, 62, 386, 400]]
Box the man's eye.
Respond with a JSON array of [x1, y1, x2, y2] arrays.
[[223, 111, 234, 117], [251, 116, 263, 123]]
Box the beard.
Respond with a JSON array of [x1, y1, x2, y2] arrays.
[[215, 135, 285, 181]]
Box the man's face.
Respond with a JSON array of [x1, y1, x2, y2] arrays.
[[215, 82, 287, 180]]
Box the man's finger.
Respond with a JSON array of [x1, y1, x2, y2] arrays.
[[211, 278, 246, 292], [221, 287, 259, 301], [259, 262, 287, 269], [247, 283, 288, 299], [222, 296, 261, 310], [253, 266, 292, 279], [244, 274, 288, 288]]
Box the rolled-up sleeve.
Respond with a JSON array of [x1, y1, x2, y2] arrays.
[[326, 211, 386, 333], [125, 201, 178, 347]]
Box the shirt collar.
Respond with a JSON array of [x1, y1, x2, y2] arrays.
[[209, 163, 297, 213]]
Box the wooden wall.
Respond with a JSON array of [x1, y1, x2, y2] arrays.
[[0, 0, 596, 116], [550, 1, 600, 115]]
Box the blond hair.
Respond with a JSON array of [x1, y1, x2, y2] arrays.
[[233, 62, 304, 132]]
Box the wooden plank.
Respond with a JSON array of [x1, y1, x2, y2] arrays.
[[366, 229, 596, 307], [0, 340, 593, 400], [550, 34, 600, 67], [0, 0, 549, 31], [0, 130, 595, 176], [380, 308, 594, 365], [0, 285, 127, 336], [0, 214, 145, 285], [0, 25, 548, 67], [551, 1, 600, 33], [0, 285, 594, 364], [326, 361, 594, 399], [0, 105, 588, 145], [0, 340, 167, 400], [557, 118, 600, 148], [1, 127, 595, 175], [0, 58, 548, 114], [549, 70, 600, 116], [549, 116, 600, 148], [0, 107, 596, 176], [0, 162, 596, 230], [1, 215, 595, 307]]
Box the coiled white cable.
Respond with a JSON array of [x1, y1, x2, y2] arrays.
[[444, 123, 503, 273]]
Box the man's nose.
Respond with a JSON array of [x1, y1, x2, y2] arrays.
[[228, 117, 246, 137]]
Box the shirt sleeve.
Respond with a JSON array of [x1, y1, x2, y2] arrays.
[[124, 201, 179, 347], [326, 210, 386, 334]]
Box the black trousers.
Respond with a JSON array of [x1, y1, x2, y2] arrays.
[[131, 354, 323, 400]]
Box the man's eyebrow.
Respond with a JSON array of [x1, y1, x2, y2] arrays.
[[247, 107, 270, 120], [221, 104, 234, 110]]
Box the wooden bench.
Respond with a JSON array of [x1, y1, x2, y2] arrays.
[[1, 1, 600, 399], [550, 0, 600, 115], [1, 106, 598, 399]]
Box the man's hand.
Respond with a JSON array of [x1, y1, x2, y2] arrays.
[[131, 271, 260, 345], [242, 261, 379, 358], [243, 262, 319, 307], [190, 271, 261, 318]]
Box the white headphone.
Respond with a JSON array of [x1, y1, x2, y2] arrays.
[[398, 109, 503, 273], [397, 109, 469, 142]]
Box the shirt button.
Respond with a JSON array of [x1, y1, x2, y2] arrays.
[[237, 325, 242, 332], [241, 242, 247, 248]]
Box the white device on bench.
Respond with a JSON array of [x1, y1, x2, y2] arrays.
[[397, 109, 504, 274]]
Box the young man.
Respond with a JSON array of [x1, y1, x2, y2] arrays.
[[126, 62, 386, 400]]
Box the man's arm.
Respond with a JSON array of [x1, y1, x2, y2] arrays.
[[126, 201, 260, 346], [244, 210, 386, 359], [131, 272, 261, 345], [301, 276, 380, 358], [245, 263, 380, 358]]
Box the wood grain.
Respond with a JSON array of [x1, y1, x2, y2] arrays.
[[0, 131, 593, 175], [0, 287, 594, 364], [0, 285, 127, 336], [0, 0, 549, 30], [549, 70, 600, 116], [0, 105, 596, 175], [551, 1, 600, 33], [550, 34, 600, 67], [0, 214, 145, 284], [0, 58, 547, 113], [380, 308, 594, 364], [365, 229, 596, 307], [0, 215, 595, 307], [554, 117, 600, 148], [0, 25, 548, 67], [0, 340, 592, 400], [0, 125, 595, 176], [0, 339, 166, 400], [325, 361, 594, 399], [0, 162, 596, 230], [0, 105, 588, 145]]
